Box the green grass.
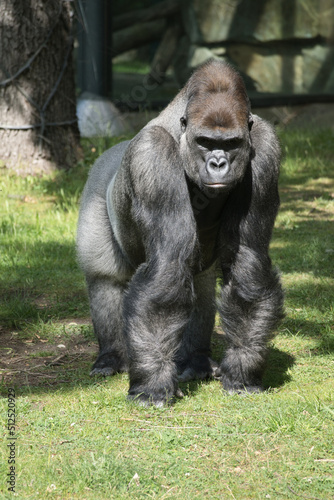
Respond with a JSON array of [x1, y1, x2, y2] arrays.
[[0, 137, 123, 334], [1, 129, 334, 499], [113, 61, 152, 75]]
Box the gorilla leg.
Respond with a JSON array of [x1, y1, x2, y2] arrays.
[[176, 265, 218, 382], [123, 262, 194, 406], [88, 278, 128, 376], [218, 246, 284, 393]]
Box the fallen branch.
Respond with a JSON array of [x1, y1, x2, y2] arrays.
[[148, 21, 182, 85], [113, 0, 180, 31], [112, 19, 166, 56]]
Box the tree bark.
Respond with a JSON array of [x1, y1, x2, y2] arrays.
[[0, 0, 81, 175]]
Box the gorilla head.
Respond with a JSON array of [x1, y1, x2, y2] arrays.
[[179, 62, 253, 194], [77, 60, 284, 406]]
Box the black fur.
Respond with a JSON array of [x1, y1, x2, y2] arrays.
[[77, 60, 284, 406]]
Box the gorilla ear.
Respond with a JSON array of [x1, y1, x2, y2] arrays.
[[180, 116, 187, 132], [248, 114, 254, 131]]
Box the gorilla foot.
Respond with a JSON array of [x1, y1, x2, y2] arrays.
[[219, 373, 264, 395], [224, 385, 264, 395], [177, 356, 219, 382], [90, 352, 128, 377], [127, 387, 183, 407]]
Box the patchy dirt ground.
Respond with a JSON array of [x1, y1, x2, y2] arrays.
[[0, 321, 226, 391], [0, 320, 98, 389]]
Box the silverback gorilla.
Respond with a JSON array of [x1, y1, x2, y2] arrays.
[[77, 60, 284, 406]]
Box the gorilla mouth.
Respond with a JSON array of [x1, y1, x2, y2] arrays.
[[203, 183, 228, 188]]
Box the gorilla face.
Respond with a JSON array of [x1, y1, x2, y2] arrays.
[[180, 94, 252, 193], [193, 129, 249, 189]]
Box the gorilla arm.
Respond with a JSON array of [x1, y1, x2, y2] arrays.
[[218, 115, 284, 393], [117, 126, 198, 406]]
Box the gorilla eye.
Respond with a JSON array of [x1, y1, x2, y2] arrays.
[[196, 136, 242, 151], [224, 138, 243, 150], [196, 137, 215, 150]]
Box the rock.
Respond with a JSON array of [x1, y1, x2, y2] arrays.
[[77, 92, 127, 137]]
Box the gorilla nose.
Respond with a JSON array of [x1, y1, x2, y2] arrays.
[[207, 157, 229, 175]]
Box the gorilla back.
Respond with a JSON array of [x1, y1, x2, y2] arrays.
[[77, 60, 284, 406]]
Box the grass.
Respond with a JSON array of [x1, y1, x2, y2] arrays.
[[113, 61, 152, 75], [0, 129, 334, 499]]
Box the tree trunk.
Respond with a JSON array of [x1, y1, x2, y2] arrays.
[[0, 0, 81, 175]]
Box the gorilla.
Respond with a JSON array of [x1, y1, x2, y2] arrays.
[[77, 60, 284, 406]]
